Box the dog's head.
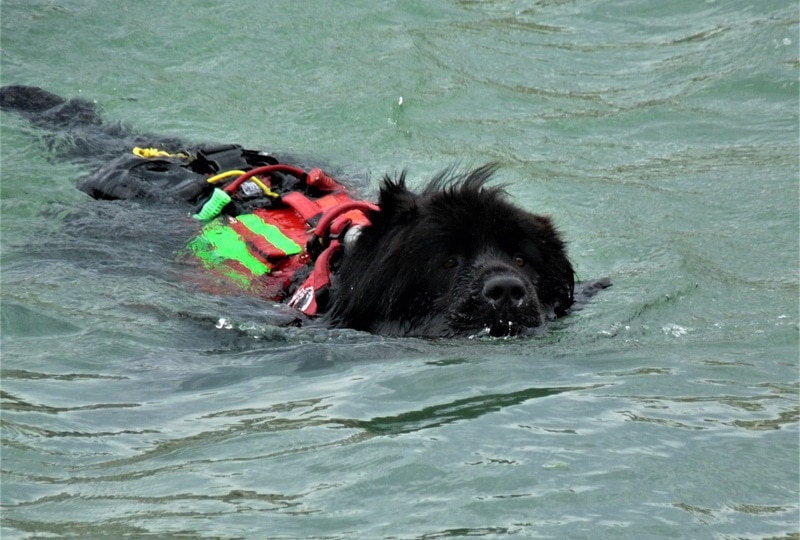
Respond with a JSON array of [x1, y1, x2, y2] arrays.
[[326, 164, 575, 337]]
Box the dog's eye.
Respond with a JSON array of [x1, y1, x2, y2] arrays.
[[442, 257, 459, 269], [514, 256, 526, 268]]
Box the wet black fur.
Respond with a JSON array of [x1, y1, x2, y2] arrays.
[[328, 165, 576, 337]]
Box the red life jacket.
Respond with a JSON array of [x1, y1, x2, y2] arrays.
[[185, 163, 377, 316]]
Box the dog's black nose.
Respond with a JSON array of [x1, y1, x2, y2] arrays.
[[482, 274, 527, 309]]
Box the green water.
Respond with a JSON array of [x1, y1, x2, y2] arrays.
[[1, 1, 798, 538]]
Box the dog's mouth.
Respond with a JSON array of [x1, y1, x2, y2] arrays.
[[485, 319, 521, 338], [474, 318, 539, 338], [451, 307, 540, 338]]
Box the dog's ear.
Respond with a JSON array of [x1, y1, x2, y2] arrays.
[[527, 214, 576, 315], [378, 171, 418, 222]]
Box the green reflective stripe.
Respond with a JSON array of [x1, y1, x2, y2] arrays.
[[237, 214, 302, 255], [191, 220, 270, 275]]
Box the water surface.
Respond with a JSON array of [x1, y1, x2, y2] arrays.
[[1, 1, 798, 538]]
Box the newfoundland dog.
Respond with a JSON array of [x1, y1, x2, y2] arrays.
[[327, 165, 576, 337], [1, 85, 608, 338]]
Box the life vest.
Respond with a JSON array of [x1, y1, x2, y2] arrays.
[[127, 145, 378, 316]]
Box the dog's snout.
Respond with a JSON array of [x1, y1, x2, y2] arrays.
[[482, 274, 527, 309]]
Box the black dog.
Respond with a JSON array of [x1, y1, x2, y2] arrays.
[[327, 166, 576, 337], [1, 85, 608, 338]]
